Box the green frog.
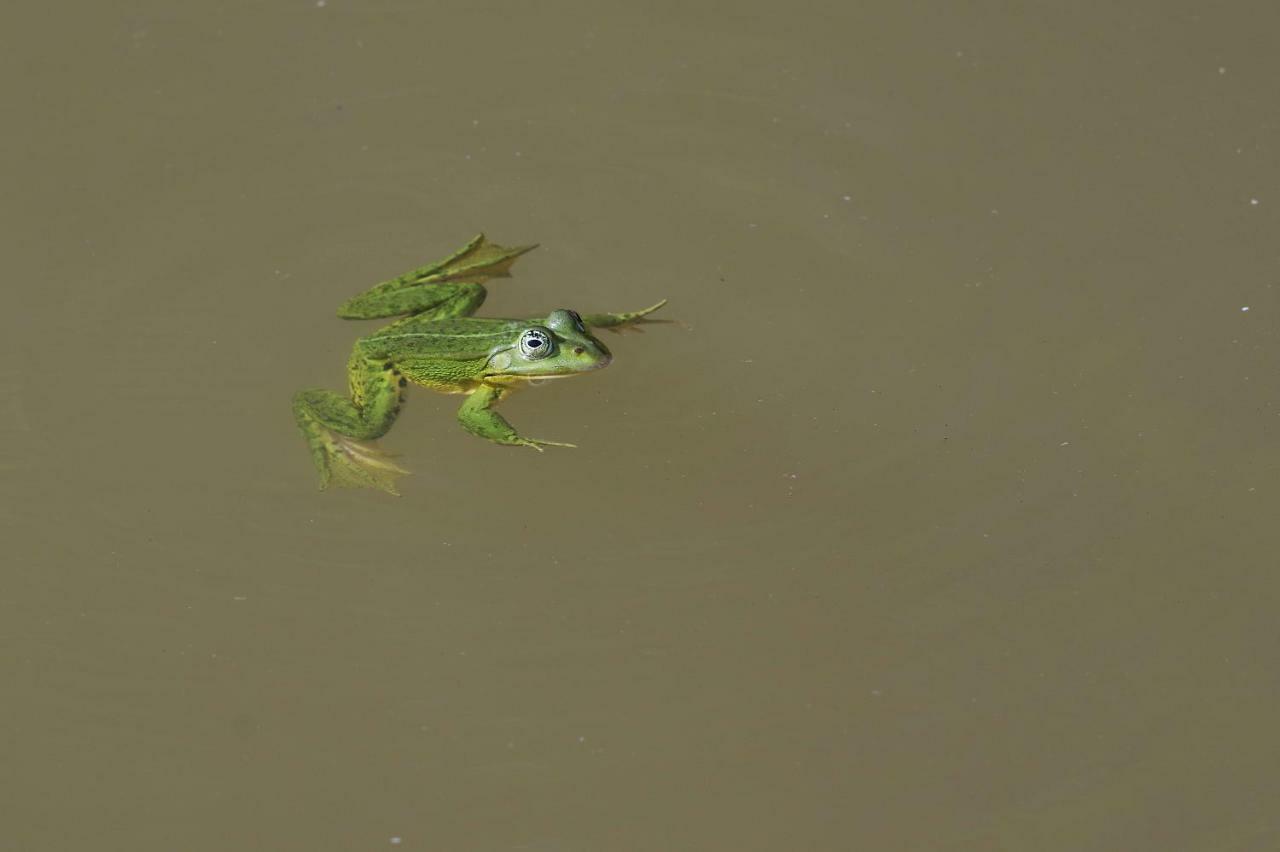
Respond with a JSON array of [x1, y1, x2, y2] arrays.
[[292, 234, 666, 494]]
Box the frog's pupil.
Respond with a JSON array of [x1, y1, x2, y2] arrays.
[[528, 338, 542, 347]]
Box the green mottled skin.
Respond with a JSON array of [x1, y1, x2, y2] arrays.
[[292, 234, 666, 494]]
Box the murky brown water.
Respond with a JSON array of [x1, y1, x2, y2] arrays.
[[5, 2, 1279, 849]]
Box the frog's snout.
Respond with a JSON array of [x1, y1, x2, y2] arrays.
[[573, 341, 612, 369], [594, 337, 613, 362]]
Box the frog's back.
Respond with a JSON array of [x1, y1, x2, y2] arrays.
[[361, 316, 521, 360]]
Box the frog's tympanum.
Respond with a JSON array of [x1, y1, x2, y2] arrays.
[[292, 235, 665, 494]]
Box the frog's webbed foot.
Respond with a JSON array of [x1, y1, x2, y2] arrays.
[[581, 299, 671, 334], [425, 233, 538, 283], [319, 431, 411, 495]]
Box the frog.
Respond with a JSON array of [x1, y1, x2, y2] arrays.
[[291, 234, 666, 494]]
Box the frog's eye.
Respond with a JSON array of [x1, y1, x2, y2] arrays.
[[568, 310, 586, 332], [518, 328, 554, 359]]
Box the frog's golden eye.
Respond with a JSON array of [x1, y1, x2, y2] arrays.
[[518, 328, 554, 359]]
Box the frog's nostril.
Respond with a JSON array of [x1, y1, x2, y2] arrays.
[[573, 347, 585, 355]]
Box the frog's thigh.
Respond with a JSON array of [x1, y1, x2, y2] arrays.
[[295, 355, 404, 440], [292, 356, 410, 493]]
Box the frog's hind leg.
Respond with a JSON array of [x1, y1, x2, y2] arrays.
[[292, 353, 410, 495], [337, 234, 537, 319]]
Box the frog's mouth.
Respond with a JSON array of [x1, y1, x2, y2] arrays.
[[514, 358, 612, 382], [483, 346, 612, 376]]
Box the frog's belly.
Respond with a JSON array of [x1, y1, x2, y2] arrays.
[[397, 357, 486, 392]]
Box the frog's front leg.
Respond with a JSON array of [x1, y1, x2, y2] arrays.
[[580, 299, 669, 332], [292, 352, 410, 494], [456, 384, 576, 451]]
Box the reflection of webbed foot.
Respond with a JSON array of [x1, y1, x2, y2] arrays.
[[308, 424, 409, 496]]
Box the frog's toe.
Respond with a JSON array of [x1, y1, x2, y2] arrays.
[[520, 438, 577, 451], [603, 305, 673, 334]]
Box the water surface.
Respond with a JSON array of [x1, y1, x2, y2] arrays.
[[4, 2, 1279, 849]]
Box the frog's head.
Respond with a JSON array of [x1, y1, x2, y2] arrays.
[[483, 309, 612, 379]]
